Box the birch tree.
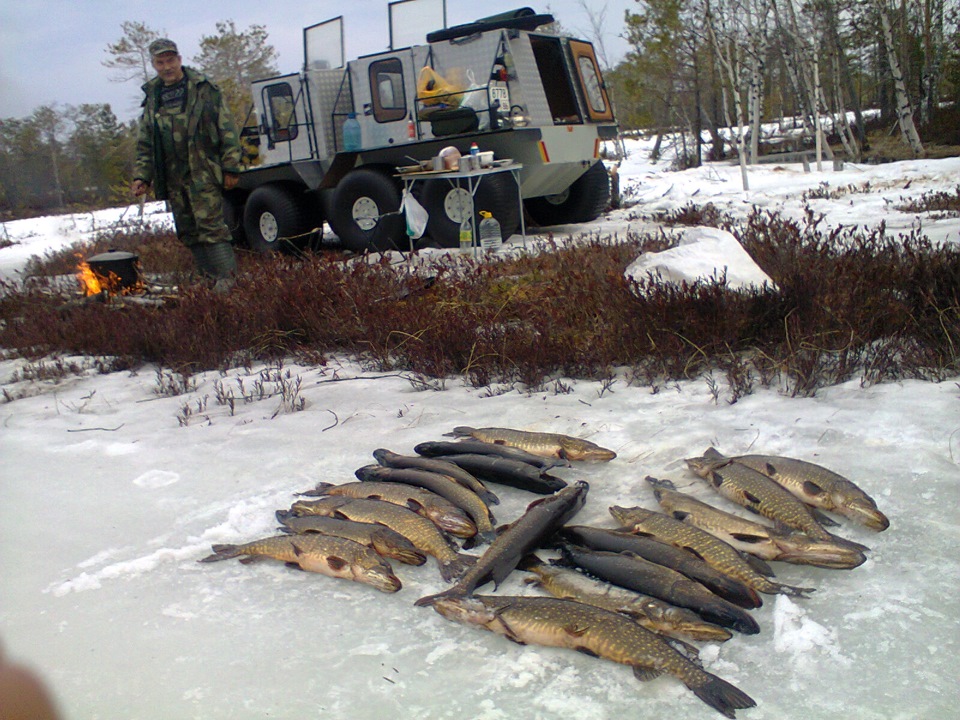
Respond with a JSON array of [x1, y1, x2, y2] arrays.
[[706, 2, 750, 189], [875, 0, 925, 155]]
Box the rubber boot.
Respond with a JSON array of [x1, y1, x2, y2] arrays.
[[204, 242, 238, 293]]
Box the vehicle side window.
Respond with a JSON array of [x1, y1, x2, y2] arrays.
[[577, 57, 607, 114], [369, 58, 406, 123], [265, 83, 298, 142]]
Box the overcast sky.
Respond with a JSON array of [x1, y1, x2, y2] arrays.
[[0, 0, 634, 123]]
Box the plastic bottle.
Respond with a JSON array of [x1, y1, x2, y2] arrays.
[[469, 142, 480, 157], [343, 112, 362, 151], [407, 114, 416, 141], [478, 211, 502, 251], [459, 215, 473, 252]]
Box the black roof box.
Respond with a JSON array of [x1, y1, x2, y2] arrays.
[[426, 8, 555, 43]]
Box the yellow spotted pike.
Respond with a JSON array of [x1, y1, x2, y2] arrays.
[[448, 426, 617, 462], [685, 449, 839, 542], [522, 558, 733, 643], [646, 477, 867, 569], [427, 595, 756, 718], [304, 480, 479, 539], [275, 514, 427, 566], [286, 496, 473, 582], [609, 505, 815, 599], [198, 533, 401, 592], [720, 451, 889, 531]]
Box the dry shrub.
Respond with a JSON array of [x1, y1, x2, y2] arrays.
[[2, 212, 958, 396]]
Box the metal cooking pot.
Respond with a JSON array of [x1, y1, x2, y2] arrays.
[[86, 250, 141, 289]]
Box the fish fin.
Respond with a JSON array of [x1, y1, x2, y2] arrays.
[[574, 645, 599, 657], [740, 552, 775, 577], [704, 447, 726, 461], [325, 555, 349, 571], [439, 553, 476, 583], [763, 462, 778, 477], [665, 637, 702, 664], [730, 532, 768, 544], [480, 490, 501, 506], [414, 587, 464, 608], [645, 476, 676, 491], [690, 675, 757, 718], [811, 508, 842, 527], [709, 471, 724, 489], [671, 510, 691, 521], [492, 439, 508, 446], [802, 480, 826, 497], [275, 509, 292, 523], [563, 623, 590, 638], [632, 666, 664, 682], [447, 426, 476, 438], [742, 490, 762, 506], [296, 482, 334, 497], [461, 535, 479, 550], [681, 545, 707, 563], [284, 561, 304, 570], [199, 544, 239, 562], [778, 583, 816, 599], [238, 555, 267, 565]]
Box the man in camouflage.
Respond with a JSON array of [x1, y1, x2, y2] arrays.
[[132, 38, 243, 289]]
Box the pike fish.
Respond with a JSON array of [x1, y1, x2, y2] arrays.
[[275, 514, 427, 566], [556, 543, 760, 636], [447, 426, 617, 462], [414, 481, 589, 606], [304, 480, 478, 539], [414, 439, 570, 469], [199, 533, 401, 592], [686, 449, 845, 544], [522, 557, 733, 643], [355, 464, 497, 544], [717, 450, 889, 531], [647, 477, 867, 569], [558, 525, 761, 608], [435, 453, 568, 494], [372, 448, 500, 506], [427, 595, 756, 718], [610, 505, 815, 599], [284, 496, 473, 582]]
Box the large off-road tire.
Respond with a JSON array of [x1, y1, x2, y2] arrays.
[[420, 172, 521, 248], [242, 184, 315, 254], [524, 160, 610, 227], [328, 168, 407, 253]]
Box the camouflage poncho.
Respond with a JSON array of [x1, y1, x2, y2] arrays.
[[134, 67, 242, 200]]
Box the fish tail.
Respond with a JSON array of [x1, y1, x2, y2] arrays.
[[414, 586, 465, 608], [294, 482, 334, 497], [446, 426, 477, 438], [689, 673, 757, 719], [198, 544, 240, 562], [480, 489, 501, 506], [439, 553, 476, 583], [776, 582, 817, 599]]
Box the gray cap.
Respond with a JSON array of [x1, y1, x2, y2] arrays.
[[148, 38, 179, 57]]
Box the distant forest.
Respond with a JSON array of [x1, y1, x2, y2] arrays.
[[2, 2, 958, 218]]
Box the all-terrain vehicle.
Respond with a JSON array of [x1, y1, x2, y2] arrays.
[[228, 4, 619, 253]]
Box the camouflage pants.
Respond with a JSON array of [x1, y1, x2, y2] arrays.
[[166, 179, 232, 248]]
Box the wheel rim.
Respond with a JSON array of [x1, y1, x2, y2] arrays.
[[543, 188, 571, 206], [442, 187, 473, 223], [352, 197, 380, 231], [258, 212, 279, 243]]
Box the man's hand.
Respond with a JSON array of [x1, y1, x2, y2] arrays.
[[131, 179, 149, 197], [224, 173, 240, 191]]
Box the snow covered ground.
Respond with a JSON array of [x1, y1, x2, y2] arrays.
[[2, 140, 959, 719]]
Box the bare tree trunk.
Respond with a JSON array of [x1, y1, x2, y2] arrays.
[[877, 0, 925, 156], [708, 13, 750, 190]]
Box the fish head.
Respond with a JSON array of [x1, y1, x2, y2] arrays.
[[429, 595, 498, 626], [358, 561, 403, 593], [561, 439, 617, 462], [608, 505, 652, 526], [842, 498, 890, 531]]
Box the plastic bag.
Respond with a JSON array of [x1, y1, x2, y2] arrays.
[[400, 189, 428, 240], [417, 66, 465, 107]]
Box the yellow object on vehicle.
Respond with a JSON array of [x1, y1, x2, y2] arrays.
[[417, 66, 465, 107]]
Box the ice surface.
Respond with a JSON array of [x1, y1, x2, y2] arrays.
[[2, 139, 959, 719]]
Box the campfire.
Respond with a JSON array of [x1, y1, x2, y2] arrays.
[[75, 250, 145, 298]]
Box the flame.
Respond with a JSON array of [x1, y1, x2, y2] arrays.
[[75, 254, 142, 297]]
